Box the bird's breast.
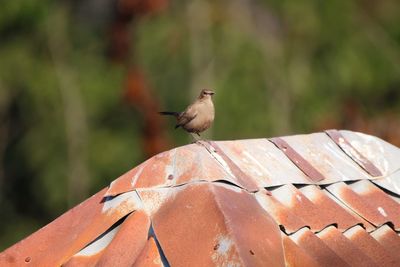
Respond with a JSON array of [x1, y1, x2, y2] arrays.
[[183, 100, 214, 133]]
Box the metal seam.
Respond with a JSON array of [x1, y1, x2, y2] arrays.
[[268, 137, 325, 183], [325, 129, 382, 177]]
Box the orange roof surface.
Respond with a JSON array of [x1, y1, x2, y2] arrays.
[[1, 129, 400, 266]]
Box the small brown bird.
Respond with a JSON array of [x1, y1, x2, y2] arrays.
[[159, 89, 215, 137]]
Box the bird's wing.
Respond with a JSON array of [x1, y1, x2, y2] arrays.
[[176, 104, 197, 127]]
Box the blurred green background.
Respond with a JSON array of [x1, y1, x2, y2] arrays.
[[1, 0, 400, 250]]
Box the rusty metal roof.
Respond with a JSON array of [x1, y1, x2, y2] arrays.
[[1, 129, 400, 266]]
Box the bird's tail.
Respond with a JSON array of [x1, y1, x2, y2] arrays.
[[159, 111, 180, 117]]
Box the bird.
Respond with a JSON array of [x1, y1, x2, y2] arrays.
[[159, 89, 215, 138]]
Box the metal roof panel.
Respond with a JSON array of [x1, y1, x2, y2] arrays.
[[349, 180, 400, 229], [299, 185, 369, 231], [132, 237, 163, 267], [151, 182, 285, 267], [212, 139, 311, 186], [270, 184, 334, 232], [340, 130, 400, 176], [290, 228, 350, 267], [344, 225, 400, 267], [317, 226, 377, 267], [281, 234, 320, 267], [255, 189, 308, 234], [371, 225, 400, 263], [282, 133, 371, 183], [325, 182, 389, 227], [2, 130, 400, 266]]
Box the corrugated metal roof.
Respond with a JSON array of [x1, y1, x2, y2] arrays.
[[1, 129, 400, 266]]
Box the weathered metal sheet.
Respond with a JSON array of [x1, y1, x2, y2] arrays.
[[290, 228, 350, 266], [63, 225, 121, 266], [0, 188, 143, 266], [151, 183, 285, 267], [326, 129, 382, 176], [371, 225, 400, 263], [105, 165, 144, 198], [321, 187, 375, 232], [325, 182, 389, 228], [95, 211, 150, 266], [63, 254, 103, 267], [344, 225, 400, 267], [316, 226, 377, 267], [340, 130, 400, 176], [211, 139, 311, 187], [269, 184, 335, 232], [349, 180, 400, 230], [270, 137, 325, 182], [255, 189, 309, 234], [105, 143, 251, 197], [132, 237, 163, 267], [206, 141, 259, 191], [299, 185, 373, 231], [372, 171, 400, 196], [281, 234, 320, 267], [281, 133, 371, 183], [65, 210, 150, 267], [2, 130, 400, 266]]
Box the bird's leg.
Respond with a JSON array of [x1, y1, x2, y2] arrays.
[[195, 132, 205, 142], [192, 133, 214, 151], [192, 132, 211, 149], [190, 133, 201, 143]]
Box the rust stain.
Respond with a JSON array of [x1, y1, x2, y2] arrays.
[[371, 225, 400, 263], [269, 137, 325, 182], [95, 211, 150, 266], [132, 237, 163, 267], [0, 188, 136, 266], [290, 228, 350, 267], [326, 182, 390, 227], [269, 184, 334, 232], [300, 185, 374, 231], [255, 189, 309, 234], [349, 180, 400, 229], [344, 225, 400, 267], [316, 226, 377, 267], [151, 183, 285, 267], [63, 253, 103, 267], [282, 234, 320, 267]]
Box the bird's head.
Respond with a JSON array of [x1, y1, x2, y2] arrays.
[[199, 89, 215, 99]]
